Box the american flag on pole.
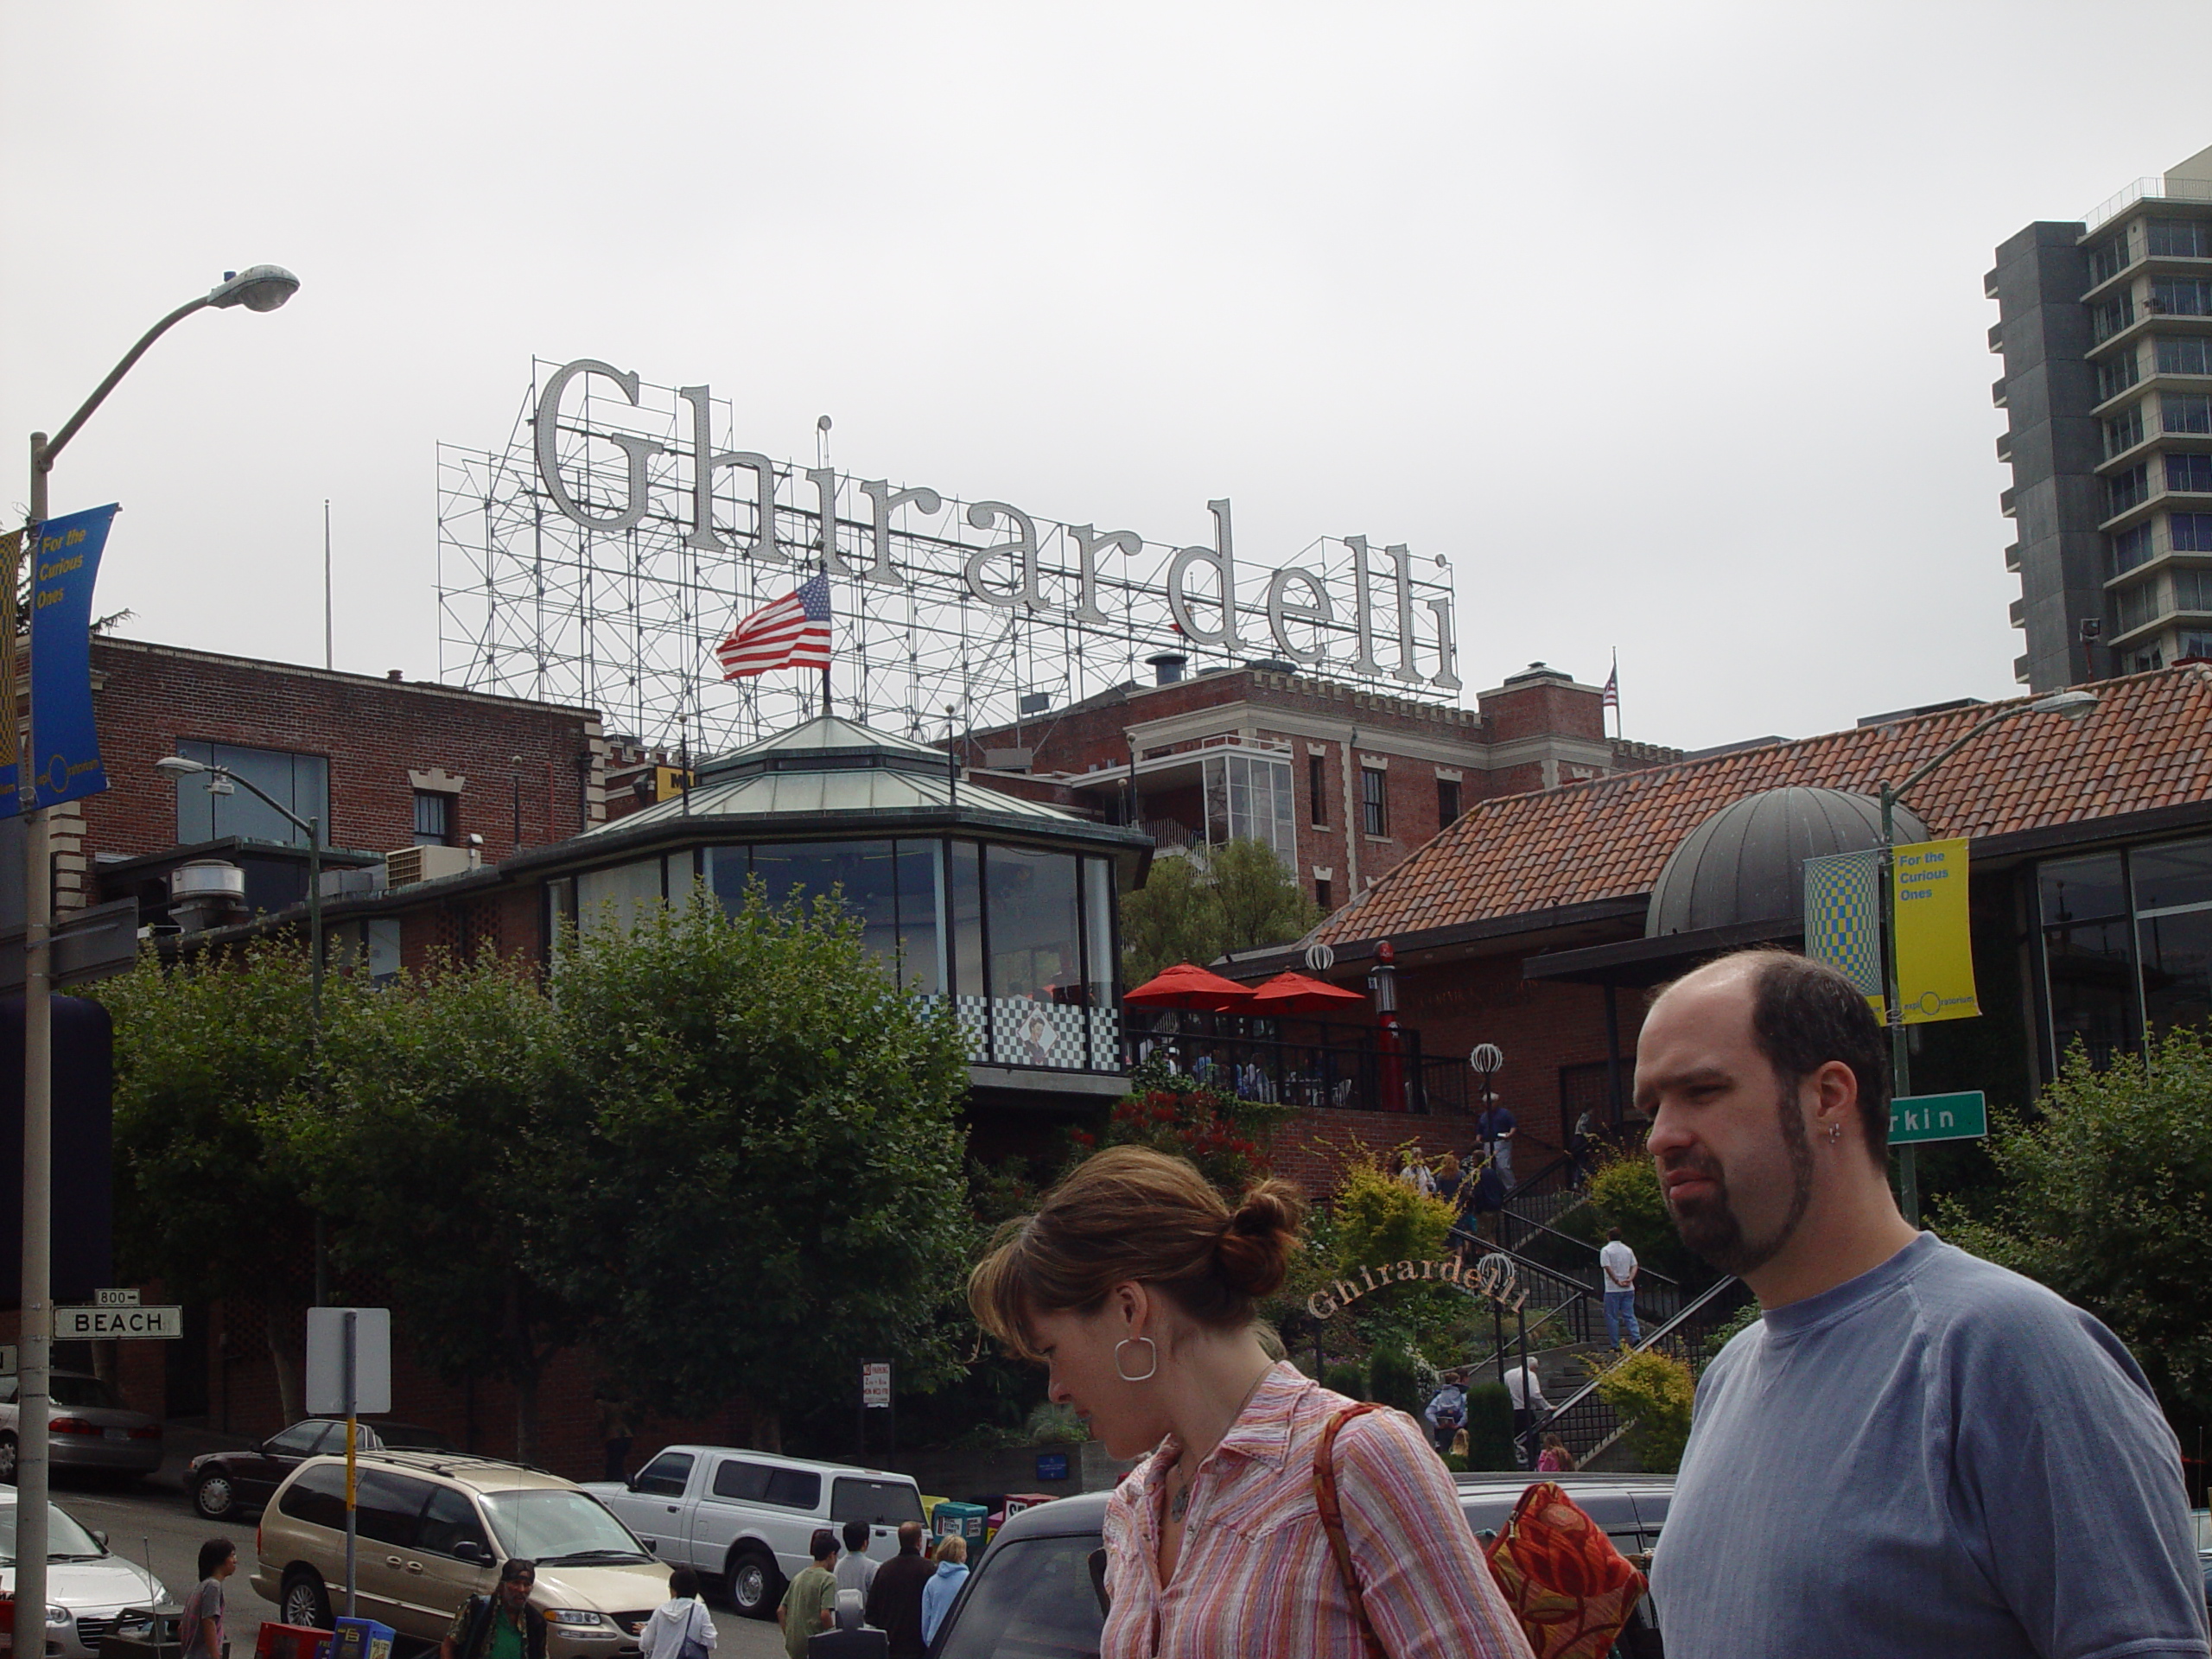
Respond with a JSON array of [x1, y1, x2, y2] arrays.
[[715, 575, 832, 679], [1601, 658, 1619, 710]]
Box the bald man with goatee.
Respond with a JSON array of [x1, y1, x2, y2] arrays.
[[1637, 949, 2205, 1659]]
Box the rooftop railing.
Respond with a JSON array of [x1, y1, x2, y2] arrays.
[[2083, 175, 2212, 235]]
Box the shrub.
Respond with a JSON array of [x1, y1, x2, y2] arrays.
[[1367, 1341, 1427, 1416], [1462, 1380, 1516, 1470], [1588, 1346, 1696, 1472], [1321, 1361, 1367, 1400]]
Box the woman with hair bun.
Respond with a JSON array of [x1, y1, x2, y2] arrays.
[[970, 1145, 1532, 1658]]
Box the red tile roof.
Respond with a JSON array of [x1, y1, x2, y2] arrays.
[[1317, 664, 2212, 945]]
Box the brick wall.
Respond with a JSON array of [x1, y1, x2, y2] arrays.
[[84, 640, 609, 912]]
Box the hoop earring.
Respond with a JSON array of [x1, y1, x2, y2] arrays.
[[1115, 1337, 1158, 1383]]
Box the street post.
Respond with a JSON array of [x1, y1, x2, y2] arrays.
[[17, 269, 297, 1634]]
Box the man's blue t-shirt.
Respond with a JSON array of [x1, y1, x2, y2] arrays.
[[1649, 1232, 2207, 1659]]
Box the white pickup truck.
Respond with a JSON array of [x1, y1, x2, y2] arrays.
[[583, 1445, 926, 1619]]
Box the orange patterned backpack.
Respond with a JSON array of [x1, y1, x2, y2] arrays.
[[1315, 1406, 1647, 1659]]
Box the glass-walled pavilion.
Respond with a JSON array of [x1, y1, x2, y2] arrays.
[[542, 715, 1150, 1090]]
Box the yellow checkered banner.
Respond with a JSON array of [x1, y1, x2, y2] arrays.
[[1802, 849, 1885, 1014], [1893, 837, 1979, 1024]]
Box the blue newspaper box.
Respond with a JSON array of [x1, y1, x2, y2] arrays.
[[931, 1500, 987, 1541], [331, 1618, 395, 1659]]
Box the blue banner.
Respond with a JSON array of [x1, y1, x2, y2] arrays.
[[26, 505, 118, 812]]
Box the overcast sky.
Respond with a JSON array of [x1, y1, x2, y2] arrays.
[[3, 2, 2202, 752]]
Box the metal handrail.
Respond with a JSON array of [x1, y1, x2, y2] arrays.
[[1533, 1273, 1744, 1433]]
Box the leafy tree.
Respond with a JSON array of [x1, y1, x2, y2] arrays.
[[1940, 1027, 2212, 1424], [1118, 838, 1320, 982], [92, 942, 351, 1421], [549, 891, 973, 1452], [1211, 837, 1324, 957], [1117, 855, 1221, 983], [300, 953, 581, 1461]]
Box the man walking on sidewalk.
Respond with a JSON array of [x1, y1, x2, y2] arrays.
[[1599, 1226, 1641, 1347]]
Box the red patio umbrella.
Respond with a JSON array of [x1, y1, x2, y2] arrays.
[[1245, 969, 1368, 1015], [1122, 962, 1257, 1011]]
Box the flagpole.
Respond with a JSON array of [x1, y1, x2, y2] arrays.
[[1611, 648, 1620, 741]]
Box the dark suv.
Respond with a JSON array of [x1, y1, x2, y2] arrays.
[[188, 1419, 454, 1519], [929, 1471, 1672, 1656]]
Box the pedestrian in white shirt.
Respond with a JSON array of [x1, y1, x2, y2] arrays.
[[1599, 1226, 1642, 1347], [639, 1568, 716, 1659], [1501, 1357, 1549, 1466]]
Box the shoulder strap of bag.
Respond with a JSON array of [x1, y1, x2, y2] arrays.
[[1313, 1402, 1389, 1659]]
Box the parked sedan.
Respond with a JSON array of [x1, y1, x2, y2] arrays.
[[928, 1471, 1673, 1657], [0, 1373, 162, 1484], [188, 1418, 455, 1519], [0, 1489, 175, 1659]]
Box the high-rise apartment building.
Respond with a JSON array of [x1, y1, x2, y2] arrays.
[[1990, 144, 2212, 690]]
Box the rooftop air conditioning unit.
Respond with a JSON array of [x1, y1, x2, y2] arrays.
[[385, 844, 476, 889], [168, 860, 247, 934]]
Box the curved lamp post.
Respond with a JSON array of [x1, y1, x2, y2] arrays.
[[1881, 688, 2098, 1224], [19, 267, 296, 1632]]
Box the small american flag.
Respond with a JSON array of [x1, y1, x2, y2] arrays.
[[715, 575, 832, 679], [1601, 660, 1619, 710]]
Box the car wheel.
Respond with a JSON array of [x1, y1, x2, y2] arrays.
[[282, 1569, 333, 1630], [193, 1473, 237, 1520], [726, 1547, 782, 1619], [0, 1433, 16, 1485]]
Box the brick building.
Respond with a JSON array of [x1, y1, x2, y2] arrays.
[[956, 658, 1681, 910], [1221, 665, 2212, 1170], [74, 636, 611, 939]]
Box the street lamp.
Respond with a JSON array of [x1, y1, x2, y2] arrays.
[[1880, 689, 2098, 1225], [19, 268, 296, 1630]]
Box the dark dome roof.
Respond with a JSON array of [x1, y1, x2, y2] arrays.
[[1645, 787, 1927, 937]]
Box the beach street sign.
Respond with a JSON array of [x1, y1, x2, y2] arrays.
[[1891, 1090, 1987, 1146], [55, 1304, 181, 1339]]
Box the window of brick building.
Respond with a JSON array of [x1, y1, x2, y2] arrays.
[[1308, 755, 1327, 827], [1437, 777, 1462, 826], [175, 741, 327, 848], [1315, 877, 1333, 912], [1361, 766, 1388, 838], [413, 791, 456, 847]]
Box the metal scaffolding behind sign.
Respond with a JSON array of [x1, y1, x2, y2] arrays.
[[439, 360, 1463, 755]]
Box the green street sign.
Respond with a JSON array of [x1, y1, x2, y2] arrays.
[[1891, 1090, 1987, 1146]]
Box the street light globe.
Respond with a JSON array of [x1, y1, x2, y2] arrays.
[[152, 755, 207, 778], [208, 265, 301, 313], [2028, 689, 2100, 721]]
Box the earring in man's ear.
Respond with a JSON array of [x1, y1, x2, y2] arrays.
[[1827, 1121, 1843, 1145]]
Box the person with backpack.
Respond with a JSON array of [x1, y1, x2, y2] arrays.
[[1423, 1370, 1469, 1455], [639, 1567, 716, 1659], [968, 1143, 1532, 1656]]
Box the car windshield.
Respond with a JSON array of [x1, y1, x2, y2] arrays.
[[935, 1535, 1103, 1659], [48, 1376, 124, 1411], [480, 1491, 652, 1567], [0, 1503, 107, 1564]]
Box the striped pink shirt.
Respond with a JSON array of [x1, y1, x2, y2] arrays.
[[1100, 1363, 1534, 1658]]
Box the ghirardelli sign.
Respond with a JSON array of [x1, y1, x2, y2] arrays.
[[438, 359, 1465, 752], [531, 358, 1459, 691]]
